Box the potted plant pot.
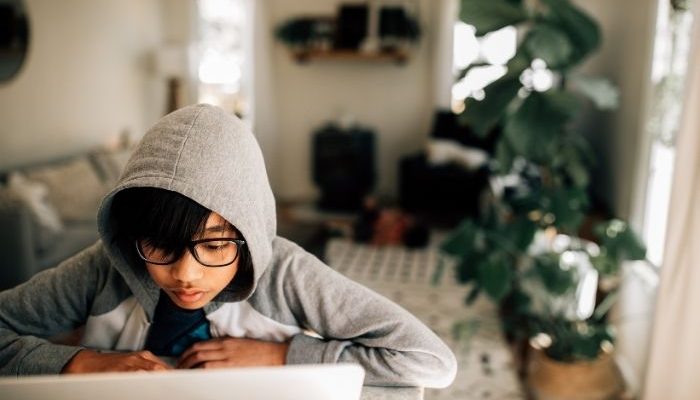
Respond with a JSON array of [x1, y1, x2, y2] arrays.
[[526, 342, 624, 400]]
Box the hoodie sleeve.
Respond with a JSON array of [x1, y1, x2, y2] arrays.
[[255, 239, 457, 388], [0, 242, 107, 376]]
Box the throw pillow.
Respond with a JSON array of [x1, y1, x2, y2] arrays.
[[6, 172, 64, 252], [89, 148, 133, 186], [25, 157, 109, 223]]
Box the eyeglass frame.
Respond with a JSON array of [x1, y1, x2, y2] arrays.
[[134, 238, 246, 267]]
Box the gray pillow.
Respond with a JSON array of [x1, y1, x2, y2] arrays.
[[25, 157, 110, 223], [89, 148, 133, 186], [4, 173, 64, 253]]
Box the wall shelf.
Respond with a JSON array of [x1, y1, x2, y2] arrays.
[[290, 49, 410, 64]]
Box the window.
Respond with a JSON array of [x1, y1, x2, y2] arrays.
[[196, 0, 251, 118], [451, 22, 517, 113], [639, 0, 695, 266]]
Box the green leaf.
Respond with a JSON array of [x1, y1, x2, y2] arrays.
[[541, 0, 601, 66], [594, 219, 647, 262], [465, 285, 481, 304], [457, 256, 478, 283], [572, 331, 603, 359], [477, 252, 513, 301], [504, 46, 532, 79], [513, 186, 589, 231], [570, 130, 597, 166], [593, 290, 619, 321], [542, 90, 581, 120], [503, 91, 581, 163], [459, 0, 528, 36], [504, 93, 559, 161], [563, 151, 590, 188], [524, 24, 573, 68], [548, 186, 589, 232], [591, 252, 618, 275], [533, 253, 576, 295], [549, 134, 594, 188], [622, 230, 647, 261], [571, 75, 620, 110], [441, 219, 478, 257], [511, 217, 538, 251], [459, 76, 522, 136], [495, 138, 515, 173]]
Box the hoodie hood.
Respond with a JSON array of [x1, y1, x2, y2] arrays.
[[97, 104, 277, 311]]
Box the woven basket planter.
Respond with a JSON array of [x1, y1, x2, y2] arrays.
[[526, 345, 625, 400]]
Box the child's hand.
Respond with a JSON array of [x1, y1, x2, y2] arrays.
[[62, 349, 173, 373], [177, 337, 289, 369]]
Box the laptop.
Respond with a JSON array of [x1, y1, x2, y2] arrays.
[[0, 364, 365, 400]]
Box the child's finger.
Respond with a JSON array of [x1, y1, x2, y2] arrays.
[[177, 349, 228, 369], [197, 360, 230, 369], [178, 341, 223, 363], [137, 351, 173, 369]]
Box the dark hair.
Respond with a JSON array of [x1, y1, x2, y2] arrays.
[[110, 187, 253, 293]]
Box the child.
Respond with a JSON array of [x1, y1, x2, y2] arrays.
[[0, 104, 456, 387]]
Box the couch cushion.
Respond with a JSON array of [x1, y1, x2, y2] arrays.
[[25, 156, 109, 223], [3, 173, 64, 253], [37, 222, 100, 272], [89, 148, 133, 186]]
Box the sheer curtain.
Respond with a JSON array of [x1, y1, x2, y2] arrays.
[[643, 6, 700, 398], [432, 0, 458, 110]]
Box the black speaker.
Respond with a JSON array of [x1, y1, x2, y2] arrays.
[[335, 4, 368, 49], [312, 125, 376, 211]]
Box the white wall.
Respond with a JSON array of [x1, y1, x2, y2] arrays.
[[159, 0, 198, 107], [574, 0, 659, 394], [0, 0, 163, 170], [575, 0, 658, 219], [265, 0, 438, 202]]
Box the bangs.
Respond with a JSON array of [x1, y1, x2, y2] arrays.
[[111, 187, 211, 260], [110, 186, 255, 298]]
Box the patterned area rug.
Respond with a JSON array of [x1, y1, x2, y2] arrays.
[[324, 237, 526, 400]]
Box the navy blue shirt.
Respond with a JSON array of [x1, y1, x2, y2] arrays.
[[144, 291, 212, 357]]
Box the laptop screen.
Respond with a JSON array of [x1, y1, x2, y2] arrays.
[[0, 364, 365, 400]]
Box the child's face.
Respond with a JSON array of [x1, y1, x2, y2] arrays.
[[145, 212, 240, 310]]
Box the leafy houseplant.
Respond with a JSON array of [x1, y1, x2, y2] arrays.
[[441, 0, 647, 371]]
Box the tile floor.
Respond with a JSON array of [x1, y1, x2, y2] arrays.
[[324, 237, 526, 400]]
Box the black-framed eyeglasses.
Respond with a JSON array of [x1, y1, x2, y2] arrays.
[[135, 238, 246, 267]]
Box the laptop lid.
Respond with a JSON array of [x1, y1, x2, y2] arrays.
[[0, 364, 365, 400]]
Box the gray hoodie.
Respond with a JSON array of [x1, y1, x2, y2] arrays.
[[0, 104, 457, 387]]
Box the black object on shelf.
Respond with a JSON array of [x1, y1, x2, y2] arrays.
[[335, 4, 368, 49], [379, 6, 420, 45], [275, 17, 335, 50], [312, 124, 376, 211]]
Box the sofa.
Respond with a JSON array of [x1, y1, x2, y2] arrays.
[[0, 147, 132, 291]]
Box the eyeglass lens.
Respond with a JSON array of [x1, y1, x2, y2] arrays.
[[138, 240, 239, 266]]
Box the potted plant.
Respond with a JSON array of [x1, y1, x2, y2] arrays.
[[441, 0, 647, 398]]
